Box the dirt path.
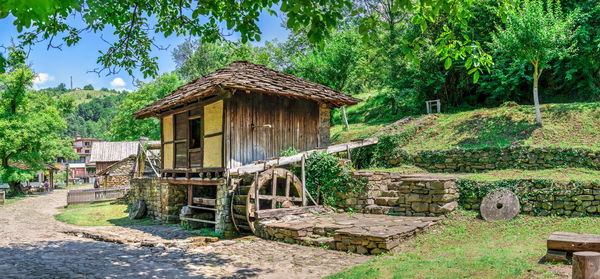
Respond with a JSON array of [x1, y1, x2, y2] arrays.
[[0, 188, 368, 278]]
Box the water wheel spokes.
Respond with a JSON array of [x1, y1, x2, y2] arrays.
[[231, 168, 303, 233]]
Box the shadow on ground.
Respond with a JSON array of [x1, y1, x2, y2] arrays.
[[0, 240, 263, 279]]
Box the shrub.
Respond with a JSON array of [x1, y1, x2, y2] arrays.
[[305, 152, 364, 207]]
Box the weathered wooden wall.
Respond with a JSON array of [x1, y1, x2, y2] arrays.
[[226, 93, 323, 168], [96, 162, 116, 174]]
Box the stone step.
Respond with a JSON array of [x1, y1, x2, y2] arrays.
[[296, 236, 335, 248]]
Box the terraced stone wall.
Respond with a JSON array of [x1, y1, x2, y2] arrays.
[[458, 179, 600, 216], [357, 145, 600, 172], [339, 172, 459, 216], [129, 178, 186, 223]]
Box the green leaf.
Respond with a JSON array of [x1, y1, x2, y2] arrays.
[[444, 57, 452, 70]]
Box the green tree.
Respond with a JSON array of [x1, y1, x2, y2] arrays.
[[108, 73, 182, 141], [491, 0, 576, 123], [290, 30, 364, 129], [0, 52, 75, 194], [83, 84, 94, 90]]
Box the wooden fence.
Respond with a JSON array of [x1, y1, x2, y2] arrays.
[[67, 186, 130, 205]]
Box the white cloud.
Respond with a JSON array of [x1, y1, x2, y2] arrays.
[[33, 73, 54, 84], [110, 77, 126, 88]]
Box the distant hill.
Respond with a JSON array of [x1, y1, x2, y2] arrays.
[[64, 90, 120, 105], [332, 101, 600, 151]]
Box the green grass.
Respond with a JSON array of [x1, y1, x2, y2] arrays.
[[56, 183, 94, 189], [332, 102, 600, 150], [329, 210, 600, 279], [331, 123, 386, 143], [55, 201, 157, 226], [464, 168, 600, 182], [363, 167, 600, 182], [64, 90, 119, 105]]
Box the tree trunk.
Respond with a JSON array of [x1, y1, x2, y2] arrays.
[[572, 251, 600, 279], [341, 106, 349, 131], [8, 181, 25, 196], [532, 62, 543, 124]]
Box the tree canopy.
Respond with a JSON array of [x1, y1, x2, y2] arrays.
[[1, 0, 496, 78], [491, 0, 576, 123], [108, 73, 182, 141], [0, 50, 75, 194]]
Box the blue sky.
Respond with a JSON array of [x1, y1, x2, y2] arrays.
[[0, 10, 289, 91]]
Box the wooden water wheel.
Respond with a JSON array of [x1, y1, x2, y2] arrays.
[[230, 168, 304, 233]]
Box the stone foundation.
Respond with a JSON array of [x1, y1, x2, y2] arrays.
[[340, 172, 459, 216], [129, 178, 235, 237], [255, 209, 440, 254], [130, 178, 187, 223]]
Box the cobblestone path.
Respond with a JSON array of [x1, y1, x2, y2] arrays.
[[0, 188, 368, 278]]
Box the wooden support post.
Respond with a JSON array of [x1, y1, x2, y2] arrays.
[[187, 184, 193, 206], [285, 173, 290, 199], [301, 155, 307, 207], [573, 251, 600, 279], [254, 172, 260, 212], [346, 144, 351, 160], [271, 171, 277, 208]]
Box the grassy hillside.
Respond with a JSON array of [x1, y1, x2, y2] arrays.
[[332, 102, 600, 151], [64, 89, 119, 105]]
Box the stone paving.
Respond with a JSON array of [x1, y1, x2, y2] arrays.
[[0, 187, 368, 278], [256, 209, 441, 255]]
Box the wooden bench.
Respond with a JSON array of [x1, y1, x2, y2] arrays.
[[546, 232, 600, 263]]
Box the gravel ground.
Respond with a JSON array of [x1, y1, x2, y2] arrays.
[[0, 188, 368, 278]]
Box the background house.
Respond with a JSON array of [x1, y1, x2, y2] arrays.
[[96, 155, 136, 188], [90, 141, 139, 174], [56, 136, 104, 184]]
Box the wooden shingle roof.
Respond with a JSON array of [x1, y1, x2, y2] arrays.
[[90, 142, 139, 163], [135, 61, 362, 119]]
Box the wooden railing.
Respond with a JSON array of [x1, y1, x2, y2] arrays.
[[66, 186, 130, 205]]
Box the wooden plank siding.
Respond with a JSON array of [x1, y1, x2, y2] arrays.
[[158, 89, 327, 177], [226, 92, 320, 168]]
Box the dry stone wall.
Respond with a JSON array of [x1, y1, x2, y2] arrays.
[[392, 147, 600, 172], [340, 172, 459, 216], [458, 179, 600, 217], [129, 178, 187, 223], [102, 159, 135, 188]]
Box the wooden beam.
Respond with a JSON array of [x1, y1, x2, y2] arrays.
[[254, 172, 260, 212], [192, 197, 216, 206], [227, 137, 378, 175], [548, 232, 600, 252], [187, 205, 216, 211], [301, 155, 306, 207], [257, 195, 302, 202], [285, 173, 290, 199], [187, 184, 193, 206], [179, 216, 217, 225], [162, 179, 221, 186], [271, 171, 277, 208]]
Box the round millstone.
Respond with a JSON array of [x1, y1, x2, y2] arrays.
[[480, 189, 520, 221]]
